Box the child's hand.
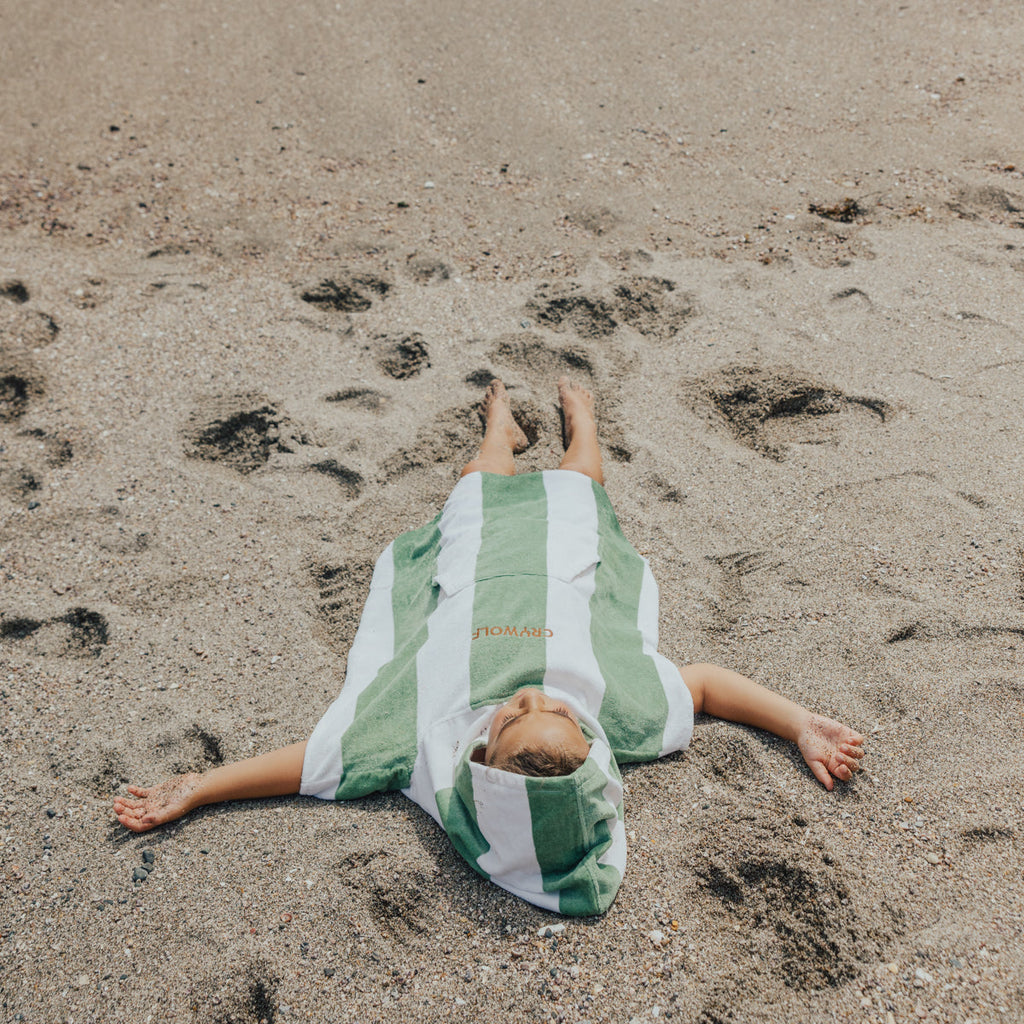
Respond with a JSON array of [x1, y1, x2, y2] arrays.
[[796, 714, 865, 791], [113, 774, 202, 832]]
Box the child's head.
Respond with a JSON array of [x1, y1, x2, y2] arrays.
[[475, 687, 590, 777]]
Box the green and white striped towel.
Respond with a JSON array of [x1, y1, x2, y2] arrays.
[[301, 469, 693, 914]]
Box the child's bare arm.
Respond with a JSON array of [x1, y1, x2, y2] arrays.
[[680, 663, 864, 791], [113, 741, 307, 833]]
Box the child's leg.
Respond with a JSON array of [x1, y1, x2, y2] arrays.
[[460, 379, 530, 478], [557, 377, 604, 485], [113, 741, 307, 833]]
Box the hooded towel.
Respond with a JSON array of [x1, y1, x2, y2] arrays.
[[301, 470, 694, 914]]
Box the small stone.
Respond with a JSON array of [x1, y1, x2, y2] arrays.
[[915, 968, 934, 984], [324, 967, 335, 978], [924, 853, 940, 865], [537, 923, 565, 938], [280, 912, 292, 923], [648, 929, 666, 946], [45, 808, 56, 818], [200, 848, 210, 855], [27, 501, 40, 510], [76, 973, 90, 988], [463, 968, 474, 982], [886, 962, 899, 974], [423, 181, 435, 189], [141, 849, 155, 865], [132, 867, 149, 882]]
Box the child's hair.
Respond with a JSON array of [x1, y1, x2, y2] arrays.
[[493, 746, 587, 778]]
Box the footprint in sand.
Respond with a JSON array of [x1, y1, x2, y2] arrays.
[[404, 255, 451, 285], [154, 724, 226, 775], [1, 279, 30, 304], [375, 333, 430, 380], [299, 273, 391, 313], [0, 356, 45, 423], [183, 393, 311, 474], [526, 283, 618, 339], [526, 275, 697, 342], [309, 557, 376, 655], [324, 387, 389, 412], [0, 607, 109, 657], [194, 961, 279, 1024], [698, 842, 892, 990], [688, 364, 891, 460], [0, 427, 74, 504]]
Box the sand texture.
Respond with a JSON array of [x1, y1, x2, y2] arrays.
[[2, 1, 1023, 1021]]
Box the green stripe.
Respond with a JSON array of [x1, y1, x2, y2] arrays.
[[526, 762, 621, 915], [468, 473, 549, 708], [435, 785, 491, 878], [334, 518, 441, 798], [589, 480, 668, 760]]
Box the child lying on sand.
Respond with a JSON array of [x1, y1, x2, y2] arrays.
[[114, 378, 864, 915]]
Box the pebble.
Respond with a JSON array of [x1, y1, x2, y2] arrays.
[[537, 923, 565, 938], [648, 929, 666, 946], [142, 849, 155, 865], [132, 867, 149, 882], [915, 968, 934, 984], [45, 808, 56, 818], [923, 853, 941, 865], [76, 974, 90, 988]]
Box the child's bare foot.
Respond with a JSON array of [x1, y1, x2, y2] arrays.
[[558, 376, 596, 447], [113, 774, 202, 833], [481, 379, 529, 453]]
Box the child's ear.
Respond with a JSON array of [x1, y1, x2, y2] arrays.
[[470, 746, 486, 764]]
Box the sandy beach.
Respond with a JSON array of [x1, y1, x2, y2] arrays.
[[2, 1, 1023, 1021]]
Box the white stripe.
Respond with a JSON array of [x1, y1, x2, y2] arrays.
[[433, 471, 484, 596], [300, 543, 397, 797], [403, 473, 484, 818], [638, 561, 694, 756], [590, 740, 628, 875], [541, 472, 607, 715], [473, 768, 547, 898]]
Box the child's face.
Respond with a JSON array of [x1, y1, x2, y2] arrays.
[[482, 687, 590, 767]]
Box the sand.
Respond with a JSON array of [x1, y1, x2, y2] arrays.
[[2, 1, 1023, 1021]]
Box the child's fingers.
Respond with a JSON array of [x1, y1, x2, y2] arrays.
[[115, 809, 144, 831], [126, 785, 150, 797], [840, 741, 864, 756], [808, 760, 835, 791]]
